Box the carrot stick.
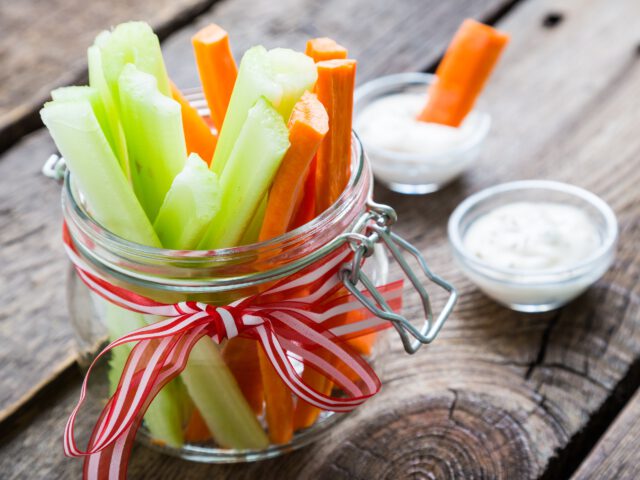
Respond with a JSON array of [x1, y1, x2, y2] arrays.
[[293, 375, 333, 430], [221, 338, 264, 416], [417, 19, 509, 127], [191, 24, 238, 131], [305, 37, 347, 63], [290, 37, 347, 229], [170, 82, 218, 165], [259, 91, 328, 241], [314, 59, 356, 215], [288, 163, 316, 230], [184, 407, 213, 443], [254, 93, 328, 444], [257, 348, 294, 444]]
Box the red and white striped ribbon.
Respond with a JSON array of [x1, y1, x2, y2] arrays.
[[62, 225, 402, 479]]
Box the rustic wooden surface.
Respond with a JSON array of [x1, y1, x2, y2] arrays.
[[0, 0, 218, 153], [572, 387, 640, 480], [1, 0, 640, 478]]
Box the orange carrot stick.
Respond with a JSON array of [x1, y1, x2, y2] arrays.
[[170, 82, 218, 165], [259, 92, 329, 241], [314, 59, 357, 215], [290, 38, 347, 229], [255, 92, 328, 444], [191, 24, 238, 131], [417, 19, 509, 127], [305, 37, 348, 63], [293, 375, 333, 430], [257, 348, 293, 444], [184, 407, 213, 443], [221, 338, 264, 416], [288, 164, 316, 230]]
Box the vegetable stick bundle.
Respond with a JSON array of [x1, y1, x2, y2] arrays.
[[41, 21, 360, 448]]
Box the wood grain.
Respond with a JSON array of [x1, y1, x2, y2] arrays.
[[0, 0, 218, 153], [2, 0, 640, 478], [0, 0, 511, 425], [572, 387, 640, 480]]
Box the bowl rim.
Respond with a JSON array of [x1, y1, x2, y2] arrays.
[[447, 179, 619, 283], [353, 72, 492, 164]]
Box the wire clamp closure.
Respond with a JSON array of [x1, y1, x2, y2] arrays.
[[341, 200, 457, 354]]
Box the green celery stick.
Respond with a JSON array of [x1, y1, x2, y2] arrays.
[[40, 100, 160, 246], [87, 45, 130, 178], [118, 64, 186, 222], [104, 302, 184, 448], [153, 153, 221, 249], [96, 22, 171, 106], [43, 90, 263, 449], [198, 97, 290, 249], [51, 87, 110, 138], [41, 101, 186, 446], [211, 46, 315, 176], [267, 48, 318, 120], [211, 46, 281, 175], [150, 152, 268, 446], [239, 194, 267, 245], [180, 340, 268, 449]]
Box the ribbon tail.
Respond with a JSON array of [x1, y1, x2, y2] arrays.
[[72, 326, 207, 480]]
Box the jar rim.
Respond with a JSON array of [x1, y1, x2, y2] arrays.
[[63, 132, 371, 289]]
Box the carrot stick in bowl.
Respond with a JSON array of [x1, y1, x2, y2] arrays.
[[192, 24, 238, 131], [417, 19, 509, 127]]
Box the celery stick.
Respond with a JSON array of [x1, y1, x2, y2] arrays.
[[151, 153, 268, 447], [40, 100, 160, 246], [97, 22, 171, 105], [180, 340, 269, 449], [153, 153, 221, 249], [198, 98, 290, 249], [239, 194, 267, 245], [42, 101, 185, 446], [104, 302, 184, 448], [266, 48, 318, 120], [211, 46, 315, 176], [211, 46, 280, 175], [118, 64, 187, 222], [87, 45, 130, 179], [51, 87, 110, 138]]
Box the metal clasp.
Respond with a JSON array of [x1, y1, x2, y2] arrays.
[[42, 154, 67, 182], [341, 200, 457, 354]]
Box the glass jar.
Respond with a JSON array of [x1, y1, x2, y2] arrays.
[[55, 130, 456, 470]]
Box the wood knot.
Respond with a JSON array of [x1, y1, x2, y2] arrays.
[[542, 12, 564, 28], [315, 393, 534, 479]]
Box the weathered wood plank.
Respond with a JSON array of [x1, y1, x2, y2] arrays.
[[572, 387, 640, 480], [0, 0, 218, 153], [3, 0, 640, 478], [0, 0, 511, 426]]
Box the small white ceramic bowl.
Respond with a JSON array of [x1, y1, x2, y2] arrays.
[[354, 72, 491, 194], [448, 180, 618, 312]]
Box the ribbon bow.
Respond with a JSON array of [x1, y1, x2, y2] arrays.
[[62, 225, 402, 479]]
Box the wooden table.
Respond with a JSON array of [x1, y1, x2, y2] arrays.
[[1, 0, 640, 478]]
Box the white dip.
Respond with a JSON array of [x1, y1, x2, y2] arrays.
[[463, 202, 601, 271], [456, 200, 607, 311], [354, 92, 486, 190]]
